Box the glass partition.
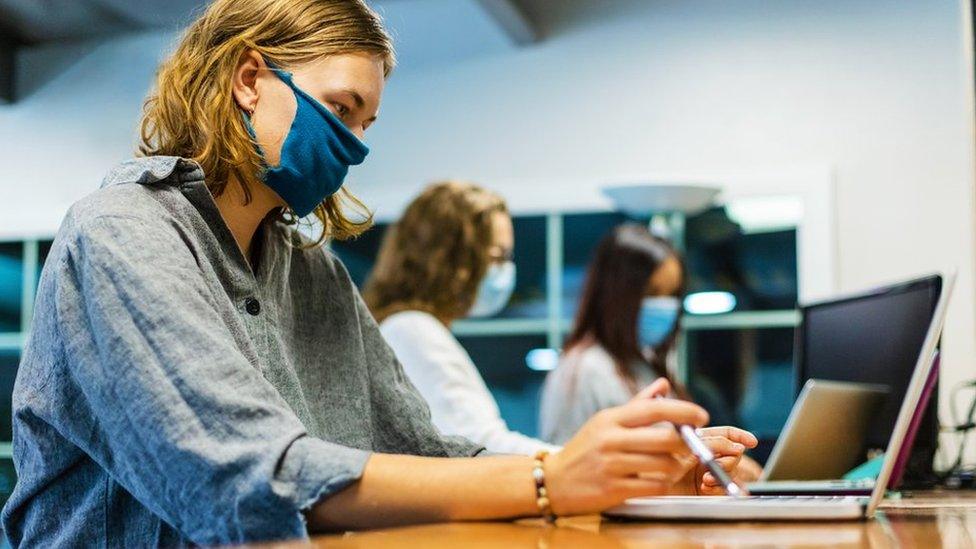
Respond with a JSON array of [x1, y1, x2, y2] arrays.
[[0, 350, 17, 442], [685, 327, 795, 462], [497, 215, 548, 319], [330, 224, 389, 290], [0, 243, 23, 333], [560, 212, 629, 321]]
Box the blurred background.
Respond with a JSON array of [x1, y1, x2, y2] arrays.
[[1, 0, 975, 501]]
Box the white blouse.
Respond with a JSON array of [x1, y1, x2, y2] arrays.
[[380, 310, 559, 456]]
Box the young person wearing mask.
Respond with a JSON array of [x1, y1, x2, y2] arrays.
[[539, 224, 762, 483], [364, 181, 558, 456], [3, 2, 757, 546]]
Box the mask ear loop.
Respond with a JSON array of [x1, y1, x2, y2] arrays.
[[240, 55, 282, 119], [244, 58, 319, 226]]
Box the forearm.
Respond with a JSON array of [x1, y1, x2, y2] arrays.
[[306, 453, 539, 532]]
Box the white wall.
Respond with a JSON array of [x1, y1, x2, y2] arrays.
[[355, 0, 976, 457], [0, 31, 175, 240], [1, 0, 974, 454]]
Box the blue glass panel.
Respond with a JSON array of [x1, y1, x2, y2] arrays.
[[330, 224, 389, 290], [685, 327, 795, 464], [561, 212, 630, 320], [0, 458, 14, 508], [497, 215, 547, 319], [36, 239, 54, 290], [0, 243, 23, 333], [685, 207, 798, 311], [0, 350, 15, 442]]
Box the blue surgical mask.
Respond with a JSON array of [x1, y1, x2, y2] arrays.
[[637, 296, 681, 348], [468, 261, 516, 318], [243, 66, 369, 217]]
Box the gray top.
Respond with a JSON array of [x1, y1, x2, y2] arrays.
[[538, 344, 658, 445], [1, 157, 482, 547]]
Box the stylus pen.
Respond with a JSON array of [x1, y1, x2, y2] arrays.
[[655, 396, 745, 498]]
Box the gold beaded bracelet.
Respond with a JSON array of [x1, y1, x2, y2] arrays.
[[532, 450, 555, 523]]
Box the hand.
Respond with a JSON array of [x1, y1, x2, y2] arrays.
[[734, 455, 765, 483], [685, 426, 759, 495], [543, 393, 709, 516], [632, 379, 760, 496]]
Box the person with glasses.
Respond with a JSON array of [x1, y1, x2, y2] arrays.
[[4, 1, 757, 545], [364, 181, 559, 455]]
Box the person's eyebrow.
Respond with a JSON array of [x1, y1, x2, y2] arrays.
[[332, 89, 377, 122], [338, 88, 365, 109]]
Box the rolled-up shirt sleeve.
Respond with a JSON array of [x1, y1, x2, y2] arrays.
[[53, 214, 368, 544]]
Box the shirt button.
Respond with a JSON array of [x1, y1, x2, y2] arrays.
[[244, 297, 261, 316]]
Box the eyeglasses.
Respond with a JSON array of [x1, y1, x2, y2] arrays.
[[488, 248, 514, 263]]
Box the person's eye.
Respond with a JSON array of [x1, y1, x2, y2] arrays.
[[331, 102, 350, 118]]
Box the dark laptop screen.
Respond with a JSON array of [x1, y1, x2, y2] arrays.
[[797, 275, 940, 452]]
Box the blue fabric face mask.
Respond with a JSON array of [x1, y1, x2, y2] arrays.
[[468, 261, 516, 318], [244, 66, 369, 217], [637, 296, 681, 348]]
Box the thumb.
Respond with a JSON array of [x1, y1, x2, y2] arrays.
[[634, 377, 672, 401]]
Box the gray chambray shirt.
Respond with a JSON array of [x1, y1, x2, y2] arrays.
[[1, 156, 483, 547]]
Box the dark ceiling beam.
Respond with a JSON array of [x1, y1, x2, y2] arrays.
[[0, 38, 14, 103], [474, 0, 539, 46]]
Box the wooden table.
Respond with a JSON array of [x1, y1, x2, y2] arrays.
[[303, 491, 976, 547]]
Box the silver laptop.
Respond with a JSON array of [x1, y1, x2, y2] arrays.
[[603, 270, 954, 521], [760, 379, 889, 481]]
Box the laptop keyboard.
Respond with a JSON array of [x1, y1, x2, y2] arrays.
[[745, 496, 861, 503]]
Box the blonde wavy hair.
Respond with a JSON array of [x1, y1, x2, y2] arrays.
[[139, 0, 395, 244], [364, 181, 509, 323]]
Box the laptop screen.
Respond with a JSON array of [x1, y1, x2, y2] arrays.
[[797, 275, 941, 453]]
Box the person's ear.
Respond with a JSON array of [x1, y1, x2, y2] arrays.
[[231, 49, 265, 114]]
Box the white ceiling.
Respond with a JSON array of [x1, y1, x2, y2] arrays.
[[372, 0, 524, 70], [0, 0, 542, 68]]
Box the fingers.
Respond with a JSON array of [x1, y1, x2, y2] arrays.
[[697, 426, 759, 448], [735, 456, 765, 482], [633, 378, 672, 401], [605, 452, 691, 480], [610, 398, 709, 429], [700, 435, 747, 458], [699, 482, 748, 496], [605, 425, 689, 455], [701, 457, 744, 486], [699, 484, 726, 496]]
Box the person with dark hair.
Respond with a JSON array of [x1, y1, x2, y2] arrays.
[[540, 224, 685, 445], [4, 1, 759, 543], [539, 223, 763, 483]]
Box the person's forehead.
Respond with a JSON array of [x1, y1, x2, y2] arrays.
[[289, 53, 385, 116], [490, 211, 514, 245], [649, 256, 682, 293], [300, 54, 384, 89]]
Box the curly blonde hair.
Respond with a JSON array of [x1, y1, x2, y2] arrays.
[[139, 0, 395, 244], [364, 181, 509, 323]]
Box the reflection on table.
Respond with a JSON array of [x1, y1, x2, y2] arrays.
[[297, 491, 976, 549]]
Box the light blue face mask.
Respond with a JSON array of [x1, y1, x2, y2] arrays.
[[468, 261, 516, 318], [243, 66, 369, 217], [637, 296, 681, 348]]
